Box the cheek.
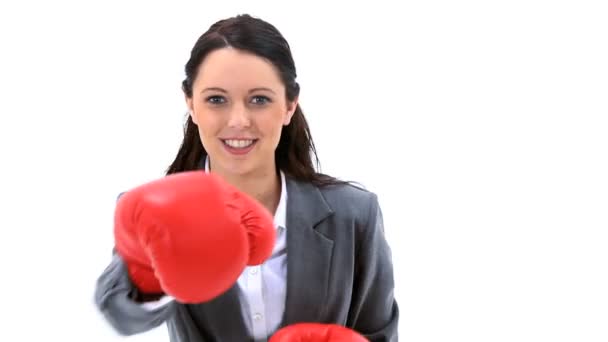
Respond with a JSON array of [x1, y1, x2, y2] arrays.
[[193, 113, 222, 146], [194, 108, 221, 130], [259, 116, 286, 146]]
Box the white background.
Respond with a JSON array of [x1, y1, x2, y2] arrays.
[[0, 0, 607, 341]]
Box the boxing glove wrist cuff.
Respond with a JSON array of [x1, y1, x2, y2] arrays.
[[128, 288, 166, 303]]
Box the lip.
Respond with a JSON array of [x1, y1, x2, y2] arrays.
[[221, 139, 258, 156], [220, 137, 257, 140]]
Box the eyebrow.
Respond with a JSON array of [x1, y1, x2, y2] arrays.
[[200, 87, 276, 95]]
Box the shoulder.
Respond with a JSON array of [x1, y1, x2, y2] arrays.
[[284, 175, 383, 228], [320, 181, 377, 211], [316, 180, 382, 229]]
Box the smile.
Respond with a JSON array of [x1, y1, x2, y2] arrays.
[[222, 139, 256, 148], [221, 139, 258, 155]]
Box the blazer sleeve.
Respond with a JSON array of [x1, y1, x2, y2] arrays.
[[94, 251, 176, 335], [347, 193, 399, 342]]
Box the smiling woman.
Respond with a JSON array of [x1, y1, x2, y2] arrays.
[[94, 13, 399, 342], [185, 47, 295, 185]]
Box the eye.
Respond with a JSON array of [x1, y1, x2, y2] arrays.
[[250, 95, 272, 105], [205, 95, 226, 105]]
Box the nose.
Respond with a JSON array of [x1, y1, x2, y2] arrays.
[[227, 105, 251, 128]]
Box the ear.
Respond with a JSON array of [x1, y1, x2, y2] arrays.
[[283, 97, 299, 126], [185, 95, 197, 125]]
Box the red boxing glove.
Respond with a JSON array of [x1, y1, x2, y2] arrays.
[[270, 323, 369, 342], [113, 171, 275, 303]]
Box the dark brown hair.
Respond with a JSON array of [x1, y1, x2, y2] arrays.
[[166, 14, 347, 187]]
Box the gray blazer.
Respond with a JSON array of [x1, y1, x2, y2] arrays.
[[95, 176, 399, 341]]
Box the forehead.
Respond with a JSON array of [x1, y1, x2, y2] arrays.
[[194, 47, 284, 89]]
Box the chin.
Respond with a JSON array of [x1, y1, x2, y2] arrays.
[[210, 148, 273, 177], [220, 159, 258, 176]]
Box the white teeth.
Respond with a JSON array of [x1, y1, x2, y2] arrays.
[[224, 139, 254, 148]]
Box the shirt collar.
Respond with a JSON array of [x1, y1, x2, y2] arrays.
[[204, 156, 287, 230]]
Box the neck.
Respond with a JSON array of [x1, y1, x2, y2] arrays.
[[213, 165, 281, 215]]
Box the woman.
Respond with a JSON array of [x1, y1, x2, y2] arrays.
[[95, 14, 399, 342]]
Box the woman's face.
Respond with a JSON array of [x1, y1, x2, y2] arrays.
[[186, 47, 297, 178]]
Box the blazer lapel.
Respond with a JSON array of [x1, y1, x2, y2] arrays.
[[280, 177, 335, 327]]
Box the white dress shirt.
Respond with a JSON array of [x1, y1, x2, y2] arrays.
[[140, 159, 288, 342]]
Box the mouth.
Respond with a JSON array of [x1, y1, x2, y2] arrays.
[[222, 139, 257, 148], [221, 138, 258, 155]]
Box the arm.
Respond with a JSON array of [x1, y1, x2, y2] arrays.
[[93, 250, 176, 336], [347, 193, 399, 342]]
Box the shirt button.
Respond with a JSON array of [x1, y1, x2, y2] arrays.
[[253, 313, 263, 321], [249, 268, 258, 275]]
